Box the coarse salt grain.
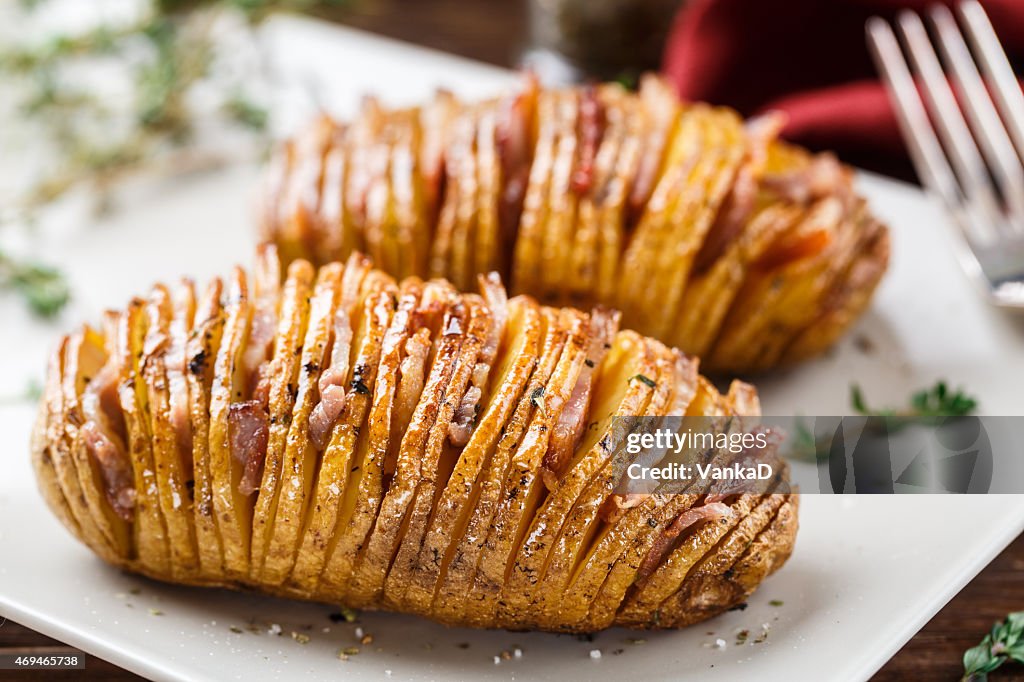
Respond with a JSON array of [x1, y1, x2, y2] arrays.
[[589, 649, 601, 660]]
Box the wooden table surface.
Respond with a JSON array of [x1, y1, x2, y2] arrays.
[[3, 1, 1023, 679]]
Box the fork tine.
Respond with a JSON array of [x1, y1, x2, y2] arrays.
[[930, 4, 1024, 232], [867, 20, 965, 216], [895, 10, 1005, 235], [958, 0, 1024, 163]]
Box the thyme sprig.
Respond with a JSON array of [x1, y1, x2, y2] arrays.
[[786, 380, 979, 462], [0, 0, 349, 317], [0, 249, 69, 317], [1, 0, 350, 216], [962, 612, 1024, 681], [851, 380, 978, 430], [786, 417, 828, 463]]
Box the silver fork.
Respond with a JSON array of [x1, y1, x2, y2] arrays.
[[867, 1, 1024, 307]]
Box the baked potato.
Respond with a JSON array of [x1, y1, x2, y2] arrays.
[[32, 245, 797, 632], [261, 74, 889, 374]]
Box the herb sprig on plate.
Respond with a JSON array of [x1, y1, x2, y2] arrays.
[[786, 380, 979, 462], [851, 381, 978, 421]]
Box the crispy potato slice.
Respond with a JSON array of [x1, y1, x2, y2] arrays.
[[187, 278, 226, 579], [594, 93, 644, 306], [497, 329, 664, 628], [781, 216, 889, 363], [473, 104, 502, 279], [617, 491, 764, 626], [670, 117, 782, 355], [664, 493, 799, 628], [627, 74, 683, 223], [116, 299, 171, 576], [419, 88, 459, 220], [347, 294, 477, 607], [466, 307, 589, 627], [616, 105, 705, 332], [671, 201, 799, 357], [313, 126, 352, 266], [46, 333, 121, 563], [399, 295, 542, 615], [318, 277, 439, 600], [278, 115, 334, 265], [384, 292, 498, 608], [64, 324, 134, 560], [656, 489, 792, 628], [30, 350, 79, 540], [260, 141, 296, 255], [531, 341, 675, 630], [249, 260, 316, 578], [363, 116, 397, 275], [344, 97, 385, 260], [511, 91, 559, 297], [584, 427, 769, 629], [428, 109, 468, 283], [741, 201, 863, 367], [707, 197, 850, 372], [647, 107, 745, 340], [290, 273, 409, 594], [142, 284, 199, 579], [207, 268, 254, 579], [449, 107, 481, 292], [538, 90, 581, 302], [433, 305, 565, 624], [568, 376, 735, 629], [615, 382, 768, 626], [567, 86, 625, 306], [391, 110, 429, 280], [31, 380, 81, 542], [259, 262, 344, 586]]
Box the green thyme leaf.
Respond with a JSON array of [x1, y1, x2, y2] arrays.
[[630, 374, 656, 389], [0, 250, 70, 318], [223, 93, 268, 130]]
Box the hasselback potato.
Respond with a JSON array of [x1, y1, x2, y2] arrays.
[[262, 74, 889, 373], [32, 246, 797, 632]]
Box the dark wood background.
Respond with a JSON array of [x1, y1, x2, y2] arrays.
[[3, 0, 1023, 679]]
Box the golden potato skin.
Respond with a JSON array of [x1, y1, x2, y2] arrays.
[[261, 75, 888, 374], [32, 246, 797, 633]]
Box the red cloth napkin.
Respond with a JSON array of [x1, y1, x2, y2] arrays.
[[661, 0, 1024, 180]]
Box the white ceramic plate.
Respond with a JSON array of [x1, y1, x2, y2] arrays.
[[1, 15, 1023, 682]]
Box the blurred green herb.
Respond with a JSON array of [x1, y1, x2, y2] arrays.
[[0, 0, 351, 216], [851, 381, 977, 429], [0, 249, 69, 317], [786, 416, 830, 463], [0, 378, 43, 405], [24, 379, 43, 401], [1, 0, 351, 318], [787, 380, 978, 461], [962, 611, 1024, 681]]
